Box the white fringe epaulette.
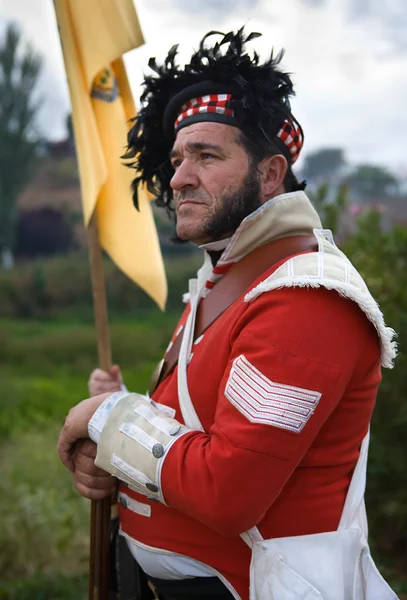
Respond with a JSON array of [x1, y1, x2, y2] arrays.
[[244, 229, 397, 369]]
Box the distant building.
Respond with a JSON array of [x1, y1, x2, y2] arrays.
[[38, 138, 76, 159]]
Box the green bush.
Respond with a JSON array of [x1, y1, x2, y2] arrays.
[[0, 426, 89, 583], [0, 250, 201, 319], [0, 574, 87, 600], [343, 211, 407, 561], [0, 314, 179, 439]]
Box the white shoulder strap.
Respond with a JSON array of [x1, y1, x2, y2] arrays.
[[177, 282, 205, 432], [337, 428, 370, 535]]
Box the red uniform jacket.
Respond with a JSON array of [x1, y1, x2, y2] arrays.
[[118, 257, 381, 599]]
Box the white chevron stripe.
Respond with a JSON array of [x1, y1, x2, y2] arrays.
[[225, 355, 321, 433]]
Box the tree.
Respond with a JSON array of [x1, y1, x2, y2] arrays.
[[0, 24, 43, 268], [308, 182, 348, 235], [15, 207, 75, 258], [346, 164, 399, 200], [302, 148, 346, 182], [66, 113, 74, 141]]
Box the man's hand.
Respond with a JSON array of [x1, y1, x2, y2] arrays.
[[58, 392, 111, 472], [72, 439, 116, 500], [88, 365, 123, 396]]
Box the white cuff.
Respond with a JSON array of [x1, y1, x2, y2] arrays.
[[88, 391, 129, 443], [94, 393, 191, 504]]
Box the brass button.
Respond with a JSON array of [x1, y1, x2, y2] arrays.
[[152, 443, 165, 458], [146, 483, 159, 493]]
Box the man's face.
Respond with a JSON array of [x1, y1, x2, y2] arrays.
[[169, 122, 261, 245]]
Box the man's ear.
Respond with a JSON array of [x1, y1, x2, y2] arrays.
[[257, 154, 288, 203]]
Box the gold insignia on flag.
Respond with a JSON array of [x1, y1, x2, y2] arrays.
[[91, 68, 119, 103]]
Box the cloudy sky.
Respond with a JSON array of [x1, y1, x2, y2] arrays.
[[0, 0, 406, 174]]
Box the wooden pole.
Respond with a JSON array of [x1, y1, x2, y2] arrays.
[[87, 211, 112, 600]]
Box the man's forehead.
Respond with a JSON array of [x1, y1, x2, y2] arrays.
[[171, 122, 239, 152]]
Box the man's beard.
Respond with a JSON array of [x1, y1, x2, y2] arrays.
[[172, 164, 261, 244]]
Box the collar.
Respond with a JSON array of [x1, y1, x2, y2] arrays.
[[199, 237, 232, 252], [200, 237, 232, 267], [193, 191, 322, 296], [215, 191, 322, 265]]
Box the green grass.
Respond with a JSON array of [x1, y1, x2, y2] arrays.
[[0, 313, 179, 438], [0, 313, 179, 592], [0, 424, 90, 583], [0, 574, 87, 600]]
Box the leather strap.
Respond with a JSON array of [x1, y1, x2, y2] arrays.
[[153, 234, 318, 391]]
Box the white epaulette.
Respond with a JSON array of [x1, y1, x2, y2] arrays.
[[244, 229, 397, 369]]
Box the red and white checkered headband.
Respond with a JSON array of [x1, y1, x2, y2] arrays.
[[277, 119, 304, 165], [175, 95, 303, 164], [175, 93, 235, 129]]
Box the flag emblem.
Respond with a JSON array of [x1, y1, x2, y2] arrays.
[[91, 68, 119, 103]]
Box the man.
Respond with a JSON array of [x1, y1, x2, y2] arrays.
[[58, 29, 397, 600]]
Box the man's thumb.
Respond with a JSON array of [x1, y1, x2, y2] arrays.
[[110, 364, 121, 380]]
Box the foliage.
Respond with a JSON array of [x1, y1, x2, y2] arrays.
[[46, 157, 79, 188], [346, 164, 399, 199], [308, 182, 348, 234], [15, 207, 76, 257], [0, 426, 90, 582], [0, 250, 202, 319], [0, 315, 178, 439], [0, 574, 87, 600], [302, 147, 346, 181], [0, 24, 42, 253], [65, 114, 74, 142], [343, 210, 407, 560]]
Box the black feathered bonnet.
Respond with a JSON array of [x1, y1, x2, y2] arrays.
[[123, 28, 304, 211]]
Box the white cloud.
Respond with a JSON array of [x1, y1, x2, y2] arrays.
[[0, 0, 405, 172], [346, 0, 407, 53]]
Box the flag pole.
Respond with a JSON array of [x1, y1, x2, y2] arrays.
[[52, 3, 167, 596], [87, 211, 112, 600]]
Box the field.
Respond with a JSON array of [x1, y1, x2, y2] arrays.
[[0, 312, 179, 598]]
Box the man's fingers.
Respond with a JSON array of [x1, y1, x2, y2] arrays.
[[110, 365, 121, 379], [73, 469, 115, 490], [57, 440, 75, 472], [88, 369, 113, 384], [75, 438, 97, 459], [88, 367, 122, 396], [58, 393, 111, 473], [73, 440, 113, 480], [94, 382, 120, 392], [73, 478, 115, 500], [74, 453, 111, 478], [57, 424, 78, 472], [88, 381, 121, 397]]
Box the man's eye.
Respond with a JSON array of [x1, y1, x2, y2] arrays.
[[201, 153, 215, 160], [171, 159, 182, 169]]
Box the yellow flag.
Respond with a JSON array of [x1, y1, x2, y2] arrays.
[[53, 0, 167, 309]]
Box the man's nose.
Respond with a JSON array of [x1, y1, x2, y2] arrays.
[[170, 160, 199, 192]]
